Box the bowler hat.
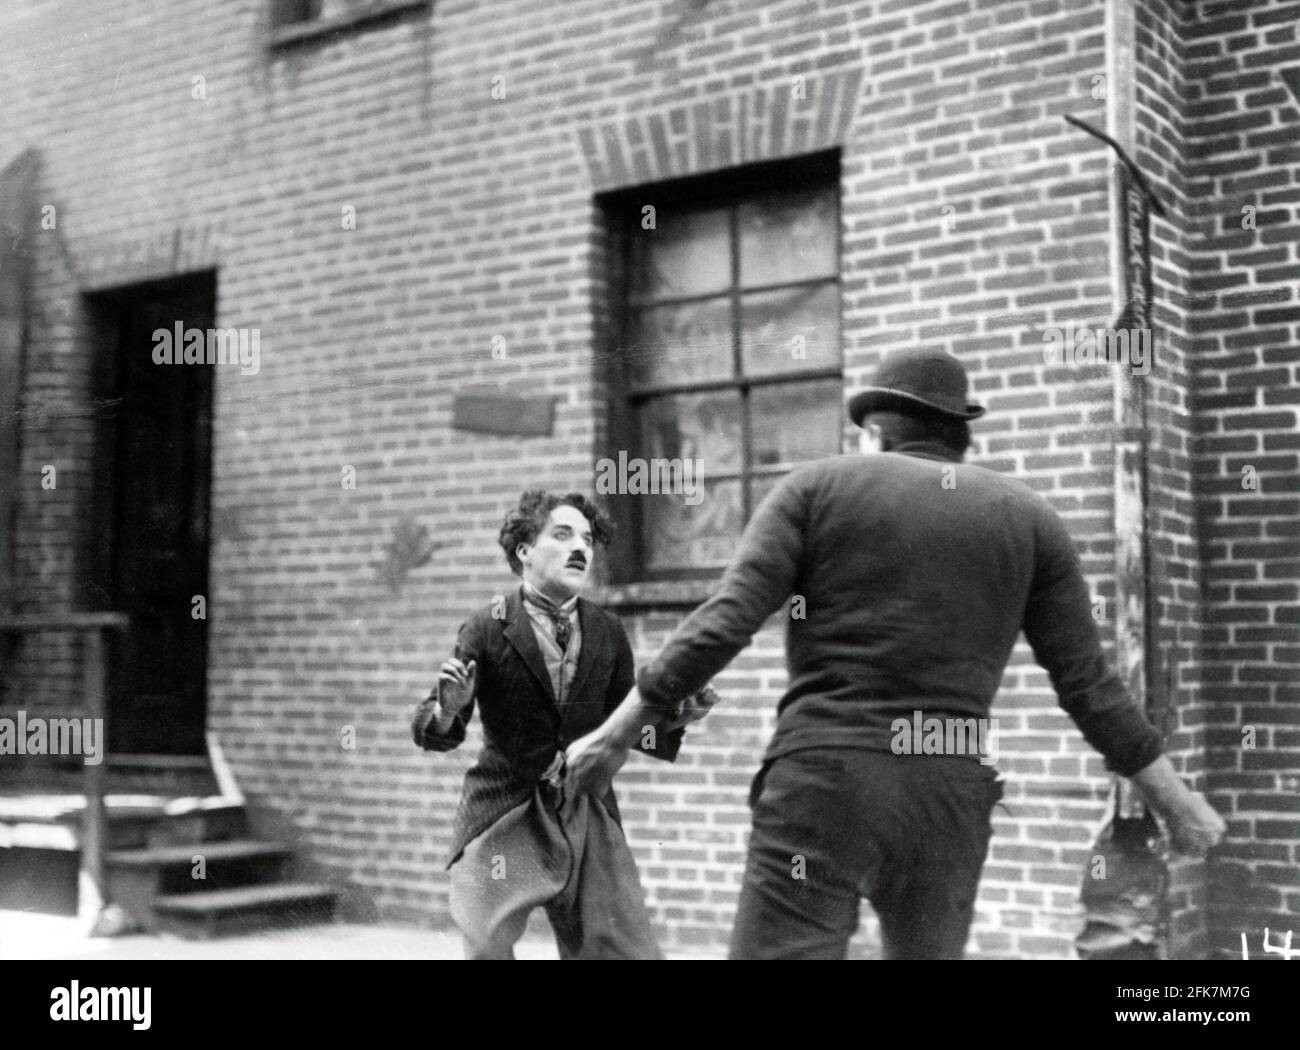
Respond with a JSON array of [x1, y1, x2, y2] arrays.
[[847, 348, 985, 425]]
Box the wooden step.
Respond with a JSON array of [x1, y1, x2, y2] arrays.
[[104, 756, 219, 798], [106, 839, 295, 931], [107, 839, 291, 869], [145, 800, 247, 847], [0, 757, 217, 798], [0, 795, 246, 850], [152, 882, 337, 939], [0, 795, 169, 850]]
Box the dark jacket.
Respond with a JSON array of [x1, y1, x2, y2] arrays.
[[636, 440, 1163, 778], [413, 587, 682, 866]]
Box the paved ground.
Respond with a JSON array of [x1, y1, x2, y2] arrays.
[[0, 909, 716, 960], [0, 909, 559, 960]]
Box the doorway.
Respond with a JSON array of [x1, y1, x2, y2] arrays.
[[86, 272, 215, 756]]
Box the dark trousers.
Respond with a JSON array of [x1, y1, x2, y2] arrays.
[[449, 782, 662, 960], [729, 749, 1003, 960]]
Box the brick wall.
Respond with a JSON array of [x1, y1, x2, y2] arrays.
[[1182, 0, 1300, 958], [1, 0, 1293, 957]]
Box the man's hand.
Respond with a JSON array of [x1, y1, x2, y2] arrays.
[[1131, 756, 1227, 858], [1163, 791, 1227, 858], [564, 682, 686, 795], [564, 727, 628, 798], [667, 683, 721, 731], [438, 657, 477, 714]]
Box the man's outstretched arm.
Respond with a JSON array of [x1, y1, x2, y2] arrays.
[[606, 618, 685, 763], [565, 474, 808, 795], [1022, 507, 1226, 856]]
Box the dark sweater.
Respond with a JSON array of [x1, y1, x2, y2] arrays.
[[636, 441, 1163, 777]]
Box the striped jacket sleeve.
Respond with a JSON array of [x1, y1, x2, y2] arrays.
[[412, 614, 486, 752]]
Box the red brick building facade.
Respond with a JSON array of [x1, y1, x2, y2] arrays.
[[0, 0, 1295, 958]]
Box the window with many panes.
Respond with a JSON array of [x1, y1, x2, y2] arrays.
[[607, 156, 844, 578]]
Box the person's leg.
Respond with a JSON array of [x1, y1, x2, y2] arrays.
[[546, 793, 663, 960], [449, 790, 569, 960], [871, 760, 1002, 960], [729, 752, 864, 960]]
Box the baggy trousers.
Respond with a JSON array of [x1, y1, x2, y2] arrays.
[[730, 749, 1005, 960], [449, 781, 662, 960]]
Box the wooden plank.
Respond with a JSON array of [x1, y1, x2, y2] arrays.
[[0, 149, 39, 610], [1102, 0, 1154, 819], [153, 882, 335, 913], [0, 821, 79, 850], [1077, 0, 1166, 965], [79, 629, 109, 926], [107, 840, 290, 867]]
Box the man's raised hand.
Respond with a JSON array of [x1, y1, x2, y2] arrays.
[[438, 658, 477, 714]]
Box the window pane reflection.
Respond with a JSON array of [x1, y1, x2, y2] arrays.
[[627, 297, 733, 388], [740, 282, 839, 378], [642, 480, 743, 570], [642, 391, 743, 475], [631, 207, 730, 301], [750, 379, 843, 469], [739, 186, 837, 287]]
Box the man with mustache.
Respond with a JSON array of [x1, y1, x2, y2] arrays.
[[564, 348, 1225, 960], [412, 489, 713, 959]]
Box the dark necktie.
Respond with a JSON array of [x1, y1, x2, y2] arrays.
[[524, 589, 573, 652], [552, 613, 572, 653]]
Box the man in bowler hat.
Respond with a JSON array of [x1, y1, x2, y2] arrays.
[[564, 348, 1226, 959]]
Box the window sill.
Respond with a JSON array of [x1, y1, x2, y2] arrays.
[[589, 579, 718, 610], [269, 0, 431, 49]]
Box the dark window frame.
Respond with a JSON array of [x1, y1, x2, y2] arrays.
[[268, 0, 432, 49], [600, 151, 843, 583]]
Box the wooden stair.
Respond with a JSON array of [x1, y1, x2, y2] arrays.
[[151, 883, 337, 939], [1, 794, 338, 938], [102, 801, 337, 939], [0, 754, 219, 799]]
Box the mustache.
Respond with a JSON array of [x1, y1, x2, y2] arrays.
[[565, 555, 588, 568]]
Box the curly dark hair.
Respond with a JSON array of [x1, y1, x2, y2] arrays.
[[498, 489, 614, 576]]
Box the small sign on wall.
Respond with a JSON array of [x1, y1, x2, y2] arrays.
[[452, 390, 558, 437]]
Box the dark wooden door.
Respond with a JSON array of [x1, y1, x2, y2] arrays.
[[97, 275, 215, 755]]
